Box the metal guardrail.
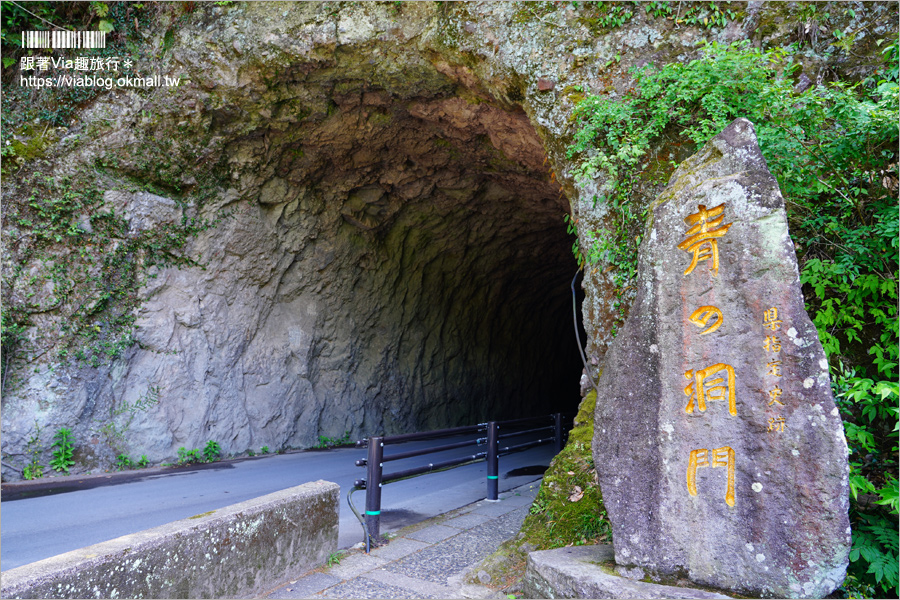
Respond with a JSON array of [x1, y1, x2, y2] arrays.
[[348, 413, 570, 551]]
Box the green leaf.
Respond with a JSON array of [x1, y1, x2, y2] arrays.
[[876, 475, 900, 513]]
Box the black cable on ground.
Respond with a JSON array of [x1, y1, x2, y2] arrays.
[[347, 485, 372, 553]]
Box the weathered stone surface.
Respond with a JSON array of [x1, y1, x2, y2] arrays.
[[102, 190, 183, 234], [0, 480, 339, 599], [592, 119, 851, 598], [524, 545, 732, 599]]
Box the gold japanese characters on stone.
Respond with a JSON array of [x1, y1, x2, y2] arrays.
[[677, 203, 733, 275], [688, 306, 723, 335], [684, 363, 737, 416], [763, 306, 787, 432], [687, 446, 736, 507], [679, 203, 738, 505], [763, 307, 783, 331]]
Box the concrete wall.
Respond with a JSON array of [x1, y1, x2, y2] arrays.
[[1, 481, 339, 599]]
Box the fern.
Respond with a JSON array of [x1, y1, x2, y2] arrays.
[[850, 512, 899, 595]]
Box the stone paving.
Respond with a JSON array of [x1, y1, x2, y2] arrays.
[[262, 482, 540, 599]]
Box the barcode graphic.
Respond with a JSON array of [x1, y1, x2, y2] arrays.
[[22, 31, 106, 49]]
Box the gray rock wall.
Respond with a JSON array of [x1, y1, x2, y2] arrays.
[[2, 2, 895, 476], [4, 3, 585, 471]]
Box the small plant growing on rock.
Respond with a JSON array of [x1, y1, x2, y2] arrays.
[[23, 461, 43, 479], [203, 440, 221, 462], [115, 454, 133, 471], [260, 446, 269, 454], [177, 447, 202, 465], [315, 431, 352, 449], [93, 386, 160, 456], [49, 427, 74, 474], [137, 455, 150, 468], [21, 423, 44, 480], [326, 551, 343, 566]]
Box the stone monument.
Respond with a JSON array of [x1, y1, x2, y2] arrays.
[[592, 118, 851, 598]]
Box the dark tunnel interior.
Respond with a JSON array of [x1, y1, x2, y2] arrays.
[[200, 62, 589, 438]]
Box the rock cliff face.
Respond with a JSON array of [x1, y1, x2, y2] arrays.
[[2, 2, 895, 476]]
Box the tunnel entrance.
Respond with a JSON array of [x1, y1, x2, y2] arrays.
[[0, 6, 597, 470], [274, 90, 581, 431], [222, 76, 585, 440], [119, 53, 586, 453]]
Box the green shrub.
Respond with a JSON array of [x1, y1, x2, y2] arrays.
[[315, 431, 352, 449], [569, 40, 898, 597], [177, 447, 202, 465], [23, 462, 43, 480], [202, 440, 221, 462], [115, 454, 133, 471], [21, 423, 44, 479], [49, 427, 74, 474]]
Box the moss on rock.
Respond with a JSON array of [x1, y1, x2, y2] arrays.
[[468, 390, 611, 592]]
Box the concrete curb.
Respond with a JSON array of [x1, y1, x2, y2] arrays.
[[1, 481, 339, 599], [524, 545, 734, 599]]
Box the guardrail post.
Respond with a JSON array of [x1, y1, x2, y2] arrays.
[[486, 421, 499, 501], [365, 436, 384, 542], [553, 413, 564, 453]]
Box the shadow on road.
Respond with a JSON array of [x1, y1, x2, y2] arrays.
[[504, 465, 548, 479], [1, 460, 239, 502]]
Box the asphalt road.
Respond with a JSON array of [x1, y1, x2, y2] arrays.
[[1, 434, 554, 571]]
